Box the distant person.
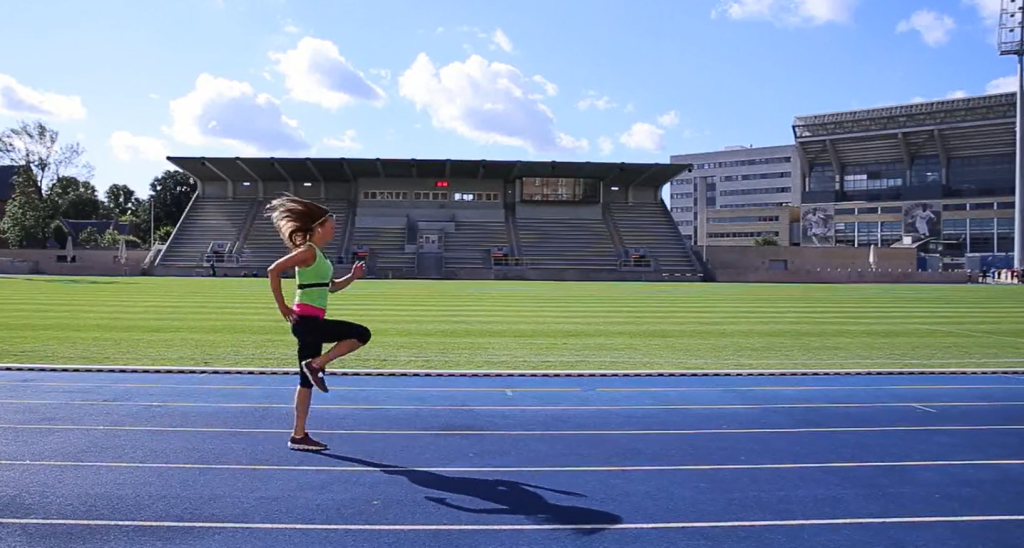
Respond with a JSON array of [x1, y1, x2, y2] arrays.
[[265, 194, 371, 452]]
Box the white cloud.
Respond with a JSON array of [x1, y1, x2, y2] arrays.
[[398, 53, 586, 154], [598, 136, 614, 156], [370, 68, 392, 84], [986, 75, 1017, 94], [491, 28, 514, 52], [946, 90, 968, 98], [619, 122, 664, 152], [109, 131, 170, 162], [323, 129, 362, 151], [531, 75, 558, 97], [577, 91, 616, 111], [0, 73, 86, 120], [282, 19, 300, 34], [964, 0, 1001, 27], [656, 110, 679, 128], [897, 9, 955, 47], [436, 27, 445, 34], [269, 37, 385, 111], [713, 0, 859, 26], [169, 73, 308, 154], [624, 103, 635, 113], [148, 93, 160, 99]]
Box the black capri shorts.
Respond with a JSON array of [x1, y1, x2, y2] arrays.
[[290, 315, 372, 388]]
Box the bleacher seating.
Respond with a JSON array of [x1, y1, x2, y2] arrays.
[[240, 200, 350, 268], [515, 218, 618, 268], [443, 220, 509, 268], [608, 202, 699, 272], [350, 225, 416, 270], [158, 199, 255, 266]]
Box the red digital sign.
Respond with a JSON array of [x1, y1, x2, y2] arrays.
[[435, 180, 449, 188]]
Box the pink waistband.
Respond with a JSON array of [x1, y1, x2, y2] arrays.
[[292, 303, 326, 319]]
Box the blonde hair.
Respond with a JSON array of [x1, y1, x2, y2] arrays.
[[265, 194, 331, 250]]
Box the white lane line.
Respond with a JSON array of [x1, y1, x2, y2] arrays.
[[912, 405, 938, 413], [4, 381, 1024, 392], [598, 385, 1024, 392], [0, 382, 579, 392], [1, 515, 1022, 531], [1, 399, 1024, 411], [2, 459, 1022, 474], [1, 424, 1021, 435]]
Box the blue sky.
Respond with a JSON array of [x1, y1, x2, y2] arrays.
[[0, 0, 1017, 198]]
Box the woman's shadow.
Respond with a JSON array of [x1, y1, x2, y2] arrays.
[[317, 453, 623, 535]]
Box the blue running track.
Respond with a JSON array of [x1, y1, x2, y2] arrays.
[[1, 370, 1024, 548]]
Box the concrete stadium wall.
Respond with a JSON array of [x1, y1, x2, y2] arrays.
[[359, 178, 504, 194], [200, 181, 354, 201], [702, 246, 918, 271], [712, 269, 972, 284], [0, 249, 149, 276]]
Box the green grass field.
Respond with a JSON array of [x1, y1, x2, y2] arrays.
[[1, 276, 1022, 371]]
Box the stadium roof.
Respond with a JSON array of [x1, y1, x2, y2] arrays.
[[792, 92, 1016, 167], [164, 157, 691, 188]]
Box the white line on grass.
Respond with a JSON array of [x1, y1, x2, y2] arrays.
[[1, 515, 1022, 531], [1, 459, 1022, 473], [1, 400, 1023, 411], [0, 424, 1021, 435], [918, 325, 1024, 345]]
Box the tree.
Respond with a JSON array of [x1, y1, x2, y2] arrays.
[[47, 176, 109, 220], [105, 184, 138, 217], [100, 228, 123, 248], [0, 168, 51, 248], [753, 236, 780, 247], [51, 220, 69, 249], [78, 226, 100, 247], [0, 120, 94, 197], [134, 170, 195, 246]]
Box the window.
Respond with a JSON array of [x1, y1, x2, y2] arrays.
[[943, 203, 968, 211], [693, 157, 791, 170], [454, 192, 500, 202], [910, 156, 941, 186], [969, 218, 995, 254], [942, 219, 967, 254], [719, 186, 792, 197], [998, 218, 1015, 253], [707, 231, 780, 239], [671, 178, 693, 186], [413, 191, 449, 201], [997, 201, 1015, 210], [856, 207, 880, 215], [671, 206, 694, 213], [675, 220, 694, 227], [808, 164, 836, 192], [521, 177, 600, 203], [856, 222, 879, 247], [842, 162, 904, 191], [835, 208, 856, 215], [880, 221, 902, 247], [362, 190, 409, 201], [707, 216, 780, 224], [719, 171, 792, 182], [834, 222, 855, 247], [969, 202, 994, 211], [670, 193, 693, 200], [880, 206, 903, 214], [718, 202, 789, 209], [948, 154, 1014, 196]]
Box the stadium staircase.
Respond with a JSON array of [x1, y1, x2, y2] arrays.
[[157, 198, 256, 266], [443, 220, 509, 268], [350, 225, 416, 270], [514, 218, 619, 269], [607, 202, 701, 273], [239, 200, 351, 268]]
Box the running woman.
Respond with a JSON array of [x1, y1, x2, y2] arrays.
[[265, 195, 372, 452]]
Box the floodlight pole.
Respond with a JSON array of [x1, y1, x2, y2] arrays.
[[999, 0, 1024, 271]]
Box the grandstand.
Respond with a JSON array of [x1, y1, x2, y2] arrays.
[[792, 91, 1020, 271], [157, 157, 702, 281]]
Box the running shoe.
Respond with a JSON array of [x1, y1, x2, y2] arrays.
[[301, 359, 329, 393], [288, 434, 328, 452]]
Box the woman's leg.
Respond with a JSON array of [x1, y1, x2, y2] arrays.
[[306, 320, 372, 370], [289, 321, 328, 451]]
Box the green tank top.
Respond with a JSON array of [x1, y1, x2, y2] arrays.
[[294, 243, 333, 310]]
